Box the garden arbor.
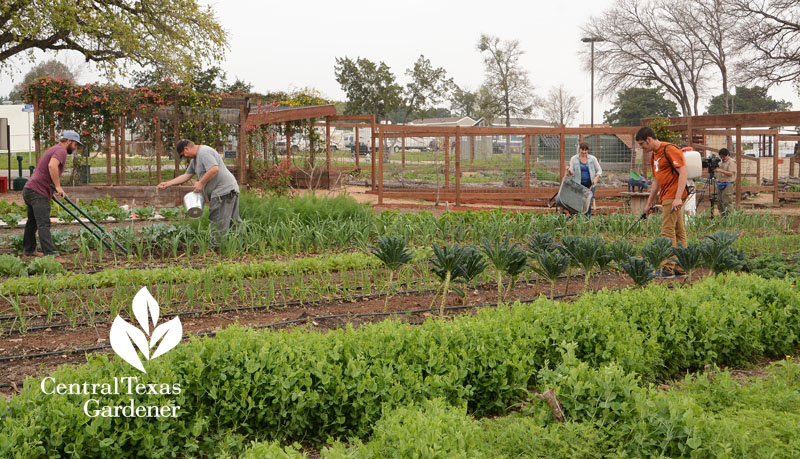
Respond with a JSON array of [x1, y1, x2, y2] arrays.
[[26, 79, 250, 188]]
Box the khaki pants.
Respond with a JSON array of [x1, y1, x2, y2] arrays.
[[660, 199, 687, 247], [718, 184, 734, 215], [661, 199, 687, 270]]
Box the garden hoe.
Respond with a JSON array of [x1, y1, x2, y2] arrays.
[[49, 184, 128, 254]]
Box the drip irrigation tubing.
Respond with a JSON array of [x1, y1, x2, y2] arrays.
[[0, 291, 583, 389]]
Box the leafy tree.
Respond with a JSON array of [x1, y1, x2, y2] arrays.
[[131, 66, 252, 95], [450, 86, 478, 118], [226, 78, 253, 95], [0, 0, 228, 79], [604, 87, 680, 127], [334, 56, 402, 122], [6, 59, 76, 101], [477, 34, 536, 158], [542, 85, 580, 127], [705, 86, 792, 114], [400, 55, 454, 124]]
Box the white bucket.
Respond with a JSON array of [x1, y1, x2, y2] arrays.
[[683, 150, 703, 179], [183, 192, 204, 218]]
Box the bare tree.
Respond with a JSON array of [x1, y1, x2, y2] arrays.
[[542, 85, 580, 127], [671, 0, 740, 114], [581, 0, 710, 116], [732, 0, 800, 85], [477, 34, 536, 158]]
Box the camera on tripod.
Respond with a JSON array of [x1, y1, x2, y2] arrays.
[[701, 155, 721, 177]]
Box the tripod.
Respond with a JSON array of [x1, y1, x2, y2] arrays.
[[694, 174, 724, 217]]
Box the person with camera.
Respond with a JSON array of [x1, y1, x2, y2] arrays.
[[714, 148, 736, 215], [636, 127, 688, 278]]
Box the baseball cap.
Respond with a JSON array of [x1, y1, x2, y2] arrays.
[[62, 130, 83, 146]]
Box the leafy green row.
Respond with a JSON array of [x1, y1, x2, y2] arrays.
[[266, 360, 800, 458], [1, 274, 797, 457], [0, 251, 383, 296]]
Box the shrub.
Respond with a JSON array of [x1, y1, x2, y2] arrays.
[[250, 157, 293, 195]]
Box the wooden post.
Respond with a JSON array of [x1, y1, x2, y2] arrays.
[[630, 134, 636, 171], [285, 124, 292, 163], [371, 116, 376, 191], [524, 134, 531, 190], [595, 131, 600, 159], [470, 135, 475, 164], [444, 136, 450, 188], [559, 126, 566, 180], [173, 105, 181, 178], [455, 130, 462, 206], [354, 126, 360, 169], [262, 129, 268, 162], [756, 154, 761, 184], [239, 101, 247, 185], [401, 136, 406, 170], [33, 98, 41, 162], [114, 125, 120, 185], [531, 135, 536, 172], [105, 130, 112, 185], [736, 125, 742, 206], [773, 131, 779, 204], [120, 117, 126, 185], [326, 119, 332, 190], [154, 118, 162, 184], [641, 142, 648, 178], [378, 126, 384, 205]]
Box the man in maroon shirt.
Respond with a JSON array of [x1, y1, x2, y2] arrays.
[[22, 130, 82, 256]]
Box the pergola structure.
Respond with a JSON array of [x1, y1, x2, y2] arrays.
[[642, 111, 800, 206], [32, 96, 250, 185], [247, 106, 377, 189]]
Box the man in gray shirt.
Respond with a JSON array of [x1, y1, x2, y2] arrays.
[[157, 139, 241, 242]]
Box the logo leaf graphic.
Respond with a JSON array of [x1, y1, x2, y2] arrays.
[[110, 316, 149, 373], [132, 287, 160, 335], [150, 317, 183, 360], [109, 287, 182, 373]]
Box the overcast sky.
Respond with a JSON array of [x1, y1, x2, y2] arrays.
[[2, 0, 799, 124]]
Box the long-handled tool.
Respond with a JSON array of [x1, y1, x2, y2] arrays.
[[623, 212, 648, 237], [49, 184, 128, 254]]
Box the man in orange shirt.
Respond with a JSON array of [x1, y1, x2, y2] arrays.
[[636, 127, 688, 278]]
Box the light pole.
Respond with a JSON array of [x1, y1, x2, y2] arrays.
[[581, 36, 605, 128]]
